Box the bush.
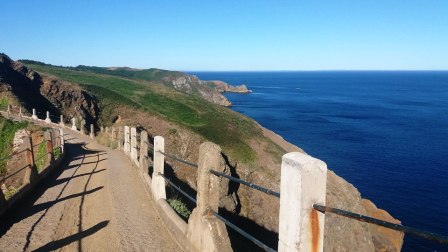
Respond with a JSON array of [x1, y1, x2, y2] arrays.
[[167, 197, 192, 219]]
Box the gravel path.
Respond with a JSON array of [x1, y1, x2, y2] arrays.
[[0, 132, 180, 252]]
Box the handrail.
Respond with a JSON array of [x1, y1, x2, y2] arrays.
[[158, 151, 198, 168], [209, 210, 277, 252], [158, 172, 197, 204], [157, 172, 276, 252], [0, 149, 28, 162], [0, 164, 31, 183], [313, 204, 448, 244], [210, 169, 280, 198]]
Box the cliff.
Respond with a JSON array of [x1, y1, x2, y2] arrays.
[[209, 80, 252, 93], [0, 54, 100, 128], [3, 54, 404, 251]]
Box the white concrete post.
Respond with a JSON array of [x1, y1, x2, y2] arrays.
[[80, 119, 86, 135], [90, 124, 94, 140], [59, 128, 64, 153], [278, 152, 327, 252], [152, 136, 166, 200], [45, 111, 51, 123], [139, 130, 150, 172], [19, 107, 22, 120], [31, 108, 38, 120], [7, 104, 11, 116], [71, 118, 77, 131], [59, 115, 65, 127], [130, 127, 138, 163], [124, 126, 131, 155]]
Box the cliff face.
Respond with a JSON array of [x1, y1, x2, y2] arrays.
[[5, 54, 403, 251], [0, 54, 100, 127]]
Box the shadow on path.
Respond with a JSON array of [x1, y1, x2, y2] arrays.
[[0, 140, 108, 251], [32, 221, 109, 252]]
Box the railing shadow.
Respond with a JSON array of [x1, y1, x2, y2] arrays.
[[32, 220, 109, 252], [219, 207, 279, 252], [0, 142, 105, 239]]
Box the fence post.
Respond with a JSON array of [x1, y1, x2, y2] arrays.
[[278, 152, 327, 252], [19, 107, 22, 120], [80, 119, 86, 135], [31, 108, 37, 120], [152, 136, 166, 200], [59, 128, 65, 153], [59, 115, 65, 127], [0, 188, 7, 211], [139, 130, 150, 172], [124, 126, 130, 155], [7, 104, 11, 117], [187, 142, 232, 252], [44, 130, 55, 166], [23, 136, 38, 185], [45, 111, 51, 124], [117, 126, 123, 150], [71, 118, 77, 131], [90, 124, 94, 140], [111, 127, 116, 140], [131, 127, 138, 163]]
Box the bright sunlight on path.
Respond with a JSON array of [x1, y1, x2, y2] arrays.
[[0, 131, 180, 252]]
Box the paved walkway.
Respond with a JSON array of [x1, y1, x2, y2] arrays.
[[0, 132, 180, 252]]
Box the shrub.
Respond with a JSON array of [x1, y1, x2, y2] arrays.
[[167, 197, 192, 219]]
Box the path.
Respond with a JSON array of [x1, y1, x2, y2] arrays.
[[0, 131, 180, 251]]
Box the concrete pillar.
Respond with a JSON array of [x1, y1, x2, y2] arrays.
[[111, 127, 116, 140], [23, 136, 38, 185], [80, 119, 86, 135], [130, 127, 138, 163], [7, 104, 11, 117], [45, 111, 51, 124], [89, 124, 94, 139], [31, 108, 38, 120], [118, 127, 123, 150], [152, 136, 166, 200], [19, 107, 22, 120], [71, 118, 77, 131], [124, 126, 130, 155], [105, 127, 109, 134], [59, 128, 64, 153], [101, 126, 104, 133], [278, 152, 327, 252], [139, 130, 150, 172], [59, 115, 65, 127], [0, 188, 7, 211], [186, 142, 232, 252]]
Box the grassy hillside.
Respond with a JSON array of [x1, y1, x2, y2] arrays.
[[24, 63, 271, 163]]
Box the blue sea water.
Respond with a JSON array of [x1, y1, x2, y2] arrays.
[[189, 71, 448, 251]]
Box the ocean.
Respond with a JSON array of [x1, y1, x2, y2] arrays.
[[189, 71, 448, 251]]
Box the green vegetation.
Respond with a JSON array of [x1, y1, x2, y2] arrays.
[[0, 115, 28, 175], [23, 63, 281, 164], [167, 197, 191, 219], [35, 140, 48, 172], [53, 146, 61, 160], [0, 97, 8, 110]]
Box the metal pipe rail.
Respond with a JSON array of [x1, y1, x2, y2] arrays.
[[157, 172, 276, 251], [158, 172, 197, 204], [210, 169, 280, 198], [0, 164, 31, 183], [209, 210, 277, 252], [313, 204, 448, 244], [157, 151, 198, 168]]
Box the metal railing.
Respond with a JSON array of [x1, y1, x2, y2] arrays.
[[158, 150, 448, 250]]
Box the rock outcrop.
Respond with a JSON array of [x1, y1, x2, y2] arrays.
[[209, 80, 252, 93], [0, 54, 100, 128]]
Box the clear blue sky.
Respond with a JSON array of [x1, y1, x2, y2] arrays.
[[1, 0, 447, 70]]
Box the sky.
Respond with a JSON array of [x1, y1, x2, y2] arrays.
[[1, 0, 447, 71]]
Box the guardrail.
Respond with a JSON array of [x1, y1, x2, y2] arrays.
[[93, 123, 448, 251], [0, 109, 66, 216]]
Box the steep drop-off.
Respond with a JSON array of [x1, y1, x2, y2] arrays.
[[1, 54, 404, 251]]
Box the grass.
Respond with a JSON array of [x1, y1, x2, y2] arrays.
[[0, 97, 8, 111], [0, 115, 29, 175], [35, 140, 48, 172], [23, 63, 283, 164]]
